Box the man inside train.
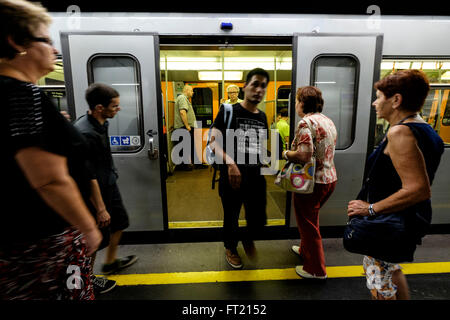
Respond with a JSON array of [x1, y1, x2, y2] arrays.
[[74, 83, 138, 294], [210, 68, 270, 269], [173, 85, 205, 170], [276, 108, 290, 152]]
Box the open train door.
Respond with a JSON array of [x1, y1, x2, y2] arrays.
[[290, 33, 383, 227], [60, 32, 166, 232]]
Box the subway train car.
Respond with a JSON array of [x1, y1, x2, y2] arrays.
[[40, 12, 450, 243]]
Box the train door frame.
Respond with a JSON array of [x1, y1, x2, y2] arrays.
[[60, 31, 169, 237], [290, 33, 383, 228]]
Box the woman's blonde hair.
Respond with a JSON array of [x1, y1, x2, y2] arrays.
[[0, 0, 52, 59]]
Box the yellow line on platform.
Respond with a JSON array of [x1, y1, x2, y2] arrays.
[[168, 219, 285, 229], [102, 262, 450, 286]]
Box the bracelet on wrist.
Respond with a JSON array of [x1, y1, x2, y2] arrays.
[[368, 204, 377, 217]]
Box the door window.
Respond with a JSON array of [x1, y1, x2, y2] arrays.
[[88, 55, 143, 152], [312, 55, 359, 149]]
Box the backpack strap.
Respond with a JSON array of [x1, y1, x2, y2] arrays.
[[223, 103, 233, 130], [211, 104, 234, 189]]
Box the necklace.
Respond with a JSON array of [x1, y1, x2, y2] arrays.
[[395, 113, 418, 125]]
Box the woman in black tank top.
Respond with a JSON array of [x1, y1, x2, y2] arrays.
[[347, 70, 444, 300]]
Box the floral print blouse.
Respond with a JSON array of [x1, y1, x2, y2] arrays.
[[291, 113, 337, 184]]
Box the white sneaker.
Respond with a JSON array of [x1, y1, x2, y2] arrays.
[[291, 245, 301, 256], [295, 266, 327, 280]]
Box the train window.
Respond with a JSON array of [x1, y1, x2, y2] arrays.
[[442, 96, 450, 126], [42, 87, 67, 112], [276, 86, 290, 114], [88, 55, 143, 152], [191, 87, 213, 127], [312, 55, 359, 149], [37, 59, 64, 86], [378, 59, 450, 146]]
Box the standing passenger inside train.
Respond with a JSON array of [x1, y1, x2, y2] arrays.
[[347, 70, 444, 300], [283, 86, 337, 280], [276, 108, 290, 151], [74, 83, 138, 294], [173, 85, 203, 170], [223, 84, 243, 104], [211, 68, 270, 269], [0, 0, 101, 299]]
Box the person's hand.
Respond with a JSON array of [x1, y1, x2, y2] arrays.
[[60, 111, 71, 121], [227, 163, 241, 189], [347, 200, 370, 217], [96, 209, 111, 228], [83, 228, 102, 256]]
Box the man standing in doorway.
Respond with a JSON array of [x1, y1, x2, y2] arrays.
[[211, 68, 270, 269], [173, 85, 203, 170], [74, 83, 138, 293]]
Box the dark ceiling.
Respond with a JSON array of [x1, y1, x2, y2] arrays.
[[40, 1, 450, 16]]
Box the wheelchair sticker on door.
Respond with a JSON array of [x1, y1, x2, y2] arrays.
[[110, 136, 141, 146]]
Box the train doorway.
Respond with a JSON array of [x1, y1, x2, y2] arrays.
[[61, 32, 166, 233], [159, 36, 293, 230]]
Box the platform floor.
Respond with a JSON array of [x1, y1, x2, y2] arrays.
[[93, 234, 450, 301]]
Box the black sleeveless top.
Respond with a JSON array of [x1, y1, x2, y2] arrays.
[[364, 123, 444, 215]]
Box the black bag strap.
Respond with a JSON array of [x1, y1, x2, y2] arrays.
[[357, 114, 418, 201], [211, 104, 234, 189]]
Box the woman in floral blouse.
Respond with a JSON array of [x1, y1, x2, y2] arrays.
[[282, 86, 337, 279]]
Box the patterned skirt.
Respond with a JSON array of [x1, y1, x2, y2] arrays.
[[363, 255, 402, 299], [0, 227, 94, 300]]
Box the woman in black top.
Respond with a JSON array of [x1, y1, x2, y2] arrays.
[[0, 0, 101, 300], [347, 70, 444, 300]]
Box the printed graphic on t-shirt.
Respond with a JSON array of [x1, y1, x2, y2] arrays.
[[235, 117, 267, 164]]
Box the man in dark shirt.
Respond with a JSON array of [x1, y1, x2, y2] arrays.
[[211, 68, 270, 269], [74, 83, 138, 292]]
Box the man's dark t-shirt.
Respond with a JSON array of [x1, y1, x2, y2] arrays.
[[74, 113, 118, 194], [212, 103, 269, 170], [1, 76, 94, 245]]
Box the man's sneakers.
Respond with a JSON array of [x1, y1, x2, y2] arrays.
[[102, 255, 139, 275], [225, 249, 243, 269], [295, 265, 327, 280], [92, 276, 117, 294]]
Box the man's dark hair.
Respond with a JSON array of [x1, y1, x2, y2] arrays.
[[85, 83, 120, 110], [245, 68, 270, 85], [278, 108, 288, 117]]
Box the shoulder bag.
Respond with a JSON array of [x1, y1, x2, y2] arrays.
[[274, 117, 315, 194], [343, 117, 430, 263]]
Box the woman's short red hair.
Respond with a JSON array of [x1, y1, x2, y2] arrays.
[[374, 69, 430, 112]]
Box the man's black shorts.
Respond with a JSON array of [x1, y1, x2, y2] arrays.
[[93, 182, 130, 250], [104, 182, 130, 233]]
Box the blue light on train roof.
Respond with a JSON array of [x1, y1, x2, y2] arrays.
[[220, 22, 233, 30]]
